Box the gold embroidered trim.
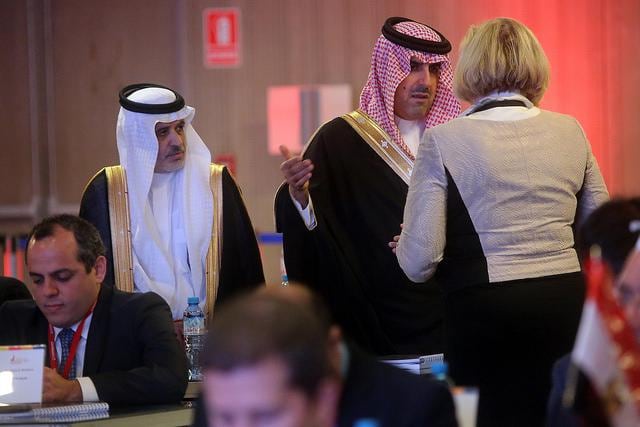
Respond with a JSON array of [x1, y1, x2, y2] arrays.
[[205, 164, 225, 321], [342, 109, 414, 185], [105, 166, 134, 293]]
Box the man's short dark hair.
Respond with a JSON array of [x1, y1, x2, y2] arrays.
[[202, 293, 331, 398], [26, 214, 106, 273], [577, 198, 640, 276]]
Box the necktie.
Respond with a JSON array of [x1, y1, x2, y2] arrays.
[[58, 328, 77, 379]]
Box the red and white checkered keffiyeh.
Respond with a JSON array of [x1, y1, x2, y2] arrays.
[[359, 21, 461, 159]]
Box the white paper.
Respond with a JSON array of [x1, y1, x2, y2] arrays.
[[0, 345, 45, 404]]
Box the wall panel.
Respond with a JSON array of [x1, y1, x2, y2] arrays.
[[47, 0, 179, 209], [0, 2, 35, 219]]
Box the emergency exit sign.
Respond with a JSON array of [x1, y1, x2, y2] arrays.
[[203, 7, 241, 68]]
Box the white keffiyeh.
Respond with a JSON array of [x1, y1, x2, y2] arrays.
[[116, 87, 213, 319]]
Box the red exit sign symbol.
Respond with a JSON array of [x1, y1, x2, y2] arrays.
[[203, 8, 241, 68]]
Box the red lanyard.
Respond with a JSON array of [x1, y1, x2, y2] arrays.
[[47, 302, 96, 379]]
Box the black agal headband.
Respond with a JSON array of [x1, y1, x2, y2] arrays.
[[381, 17, 451, 54], [119, 83, 185, 114]]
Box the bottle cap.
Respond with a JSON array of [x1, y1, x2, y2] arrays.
[[431, 360, 448, 376], [188, 296, 200, 305], [353, 419, 379, 427]]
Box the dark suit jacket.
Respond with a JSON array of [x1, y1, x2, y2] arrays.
[[337, 344, 458, 427], [191, 343, 457, 427], [0, 285, 188, 405], [547, 354, 578, 427], [546, 354, 610, 427]]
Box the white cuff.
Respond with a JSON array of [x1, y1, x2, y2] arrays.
[[291, 194, 317, 230], [76, 377, 100, 402]]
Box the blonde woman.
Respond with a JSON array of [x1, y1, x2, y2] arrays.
[[394, 17, 608, 426]]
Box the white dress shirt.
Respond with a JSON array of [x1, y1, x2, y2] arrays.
[[52, 314, 99, 401]]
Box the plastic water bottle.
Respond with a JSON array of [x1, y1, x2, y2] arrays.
[[353, 419, 379, 427], [183, 296, 206, 381], [431, 361, 455, 387]]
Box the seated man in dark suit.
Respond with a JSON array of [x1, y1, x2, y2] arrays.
[[0, 214, 188, 405], [547, 198, 640, 426], [194, 285, 457, 427], [0, 276, 31, 306]]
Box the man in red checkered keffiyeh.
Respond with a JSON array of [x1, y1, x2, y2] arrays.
[[360, 18, 461, 159], [275, 18, 459, 356]]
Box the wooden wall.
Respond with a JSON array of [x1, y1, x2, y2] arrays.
[[2, 0, 639, 281]]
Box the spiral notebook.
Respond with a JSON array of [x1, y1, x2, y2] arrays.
[[0, 402, 109, 423]]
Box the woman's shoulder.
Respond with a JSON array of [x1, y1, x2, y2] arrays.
[[537, 109, 582, 126]]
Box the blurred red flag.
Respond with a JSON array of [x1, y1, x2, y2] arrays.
[[571, 251, 640, 425]]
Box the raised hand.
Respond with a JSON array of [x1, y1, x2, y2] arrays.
[[279, 145, 314, 208]]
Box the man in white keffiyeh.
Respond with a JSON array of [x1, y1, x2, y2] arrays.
[[274, 18, 460, 355], [80, 83, 264, 327]]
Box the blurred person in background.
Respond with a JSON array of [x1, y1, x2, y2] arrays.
[[547, 198, 640, 427]]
